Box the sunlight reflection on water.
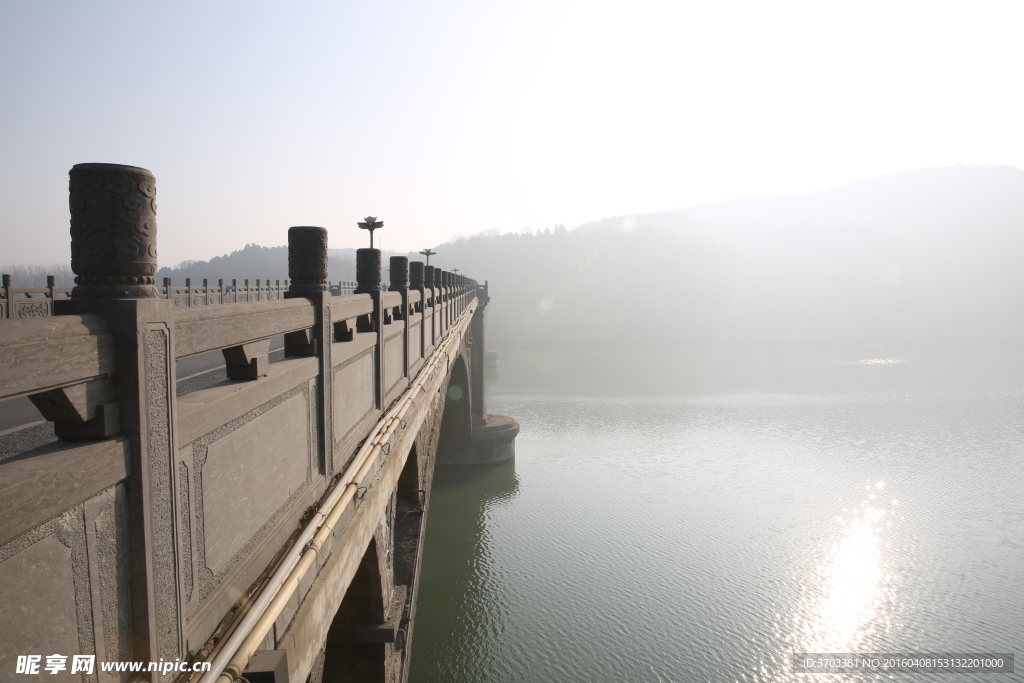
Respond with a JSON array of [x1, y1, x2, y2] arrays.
[[773, 481, 898, 682]]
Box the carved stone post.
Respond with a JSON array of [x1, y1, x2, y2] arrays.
[[58, 163, 184, 673], [285, 226, 334, 476], [424, 266, 436, 348], [355, 248, 382, 295], [435, 269, 443, 334], [69, 163, 159, 300], [287, 227, 329, 295], [2, 273, 10, 319], [443, 270, 450, 330], [438, 270, 448, 333], [409, 262, 424, 291], [285, 226, 328, 357], [389, 256, 408, 293], [390, 256, 410, 377], [410, 261, 425, 361], [355, 247, 386, 412]]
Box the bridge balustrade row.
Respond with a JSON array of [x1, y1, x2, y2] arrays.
[[0, 162, 484, 683], [0, 275, 374, 319]]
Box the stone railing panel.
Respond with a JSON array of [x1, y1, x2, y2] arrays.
[[332, 346, 377, 451], [0, 276, 74, 321], [0, 437, 131, 545], [176, 357, 318, 446], [175, 359, 323, 647], [0, 479, 134, 674], [383, 320, 407, 398], [161, 280, 288, 308]]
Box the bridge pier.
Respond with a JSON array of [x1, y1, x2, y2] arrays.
[[436, 280, 520, 466], [469, 414, 520, 465]]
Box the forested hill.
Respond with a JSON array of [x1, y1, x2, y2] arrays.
[[433, 166, 1024, 345], [149, 166, 1024, 346]]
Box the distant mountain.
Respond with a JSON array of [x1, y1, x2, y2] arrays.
[[154, 244, 415, 286], [155, 244, 293, 285], [580, 165, 1024, 245], [441, 166, 1024, 345]]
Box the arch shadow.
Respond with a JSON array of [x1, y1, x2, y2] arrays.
[[436, 354, 472, 464]]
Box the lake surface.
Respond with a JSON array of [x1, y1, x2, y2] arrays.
[[408, 345, 1023, 682]]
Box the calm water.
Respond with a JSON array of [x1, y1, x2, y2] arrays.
[[408, 345, 1024, 682]]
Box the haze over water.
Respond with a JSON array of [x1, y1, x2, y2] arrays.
[[410, 345, 1024, 682]]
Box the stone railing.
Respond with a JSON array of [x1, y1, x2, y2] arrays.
[[1, 275, 366, 318], [0, 162, 482, 682], [0, 275, 74, 319]]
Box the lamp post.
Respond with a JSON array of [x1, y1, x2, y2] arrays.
[[419, 248, 436, 265], [358, 216, 384, 248]]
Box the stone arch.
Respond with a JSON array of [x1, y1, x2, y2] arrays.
[[436, 354, 472, 464], [397, 443, 421, 496], [394, 445, 422, 589], [322, 537, 386, 683]]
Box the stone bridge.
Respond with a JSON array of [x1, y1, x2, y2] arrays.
[[0, 163, 518, 683]]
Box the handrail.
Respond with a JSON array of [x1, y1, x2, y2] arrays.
[[0, 275, 369, 319], [0, 314, 115, 401], [173, 297, 316, 359]]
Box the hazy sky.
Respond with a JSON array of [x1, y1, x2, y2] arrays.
[[2, 0, 1023, 266]]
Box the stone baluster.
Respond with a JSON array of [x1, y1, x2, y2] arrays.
[[410, 261, 425, 359], [69, 163, 159, 300], [355, 247, 382, 295], [45, 275, 56, 314], [285, 226, 328, 355], [59, 162, 183, 667], [284, 225, 334, 475], [424, 266, 435, 345], [389, 256, 409, 293], [354, 243, 386, 411], [2, 274, 11, 319], [390, 256, 410, 376], [438, 269, 448, 332]]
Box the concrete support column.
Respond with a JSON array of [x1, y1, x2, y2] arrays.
[[59, 163, 183, 672], [462, 275, 517, 465], [470, 306, 486, 425], [285, 226, 334, 476]]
